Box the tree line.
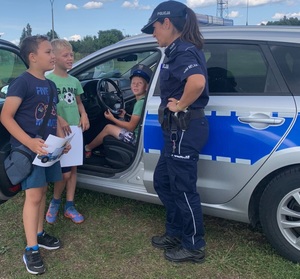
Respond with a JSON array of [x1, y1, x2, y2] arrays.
[[20, 23, 125, 60], [263, 16, 300, 26], [19, 17, 300, 59]]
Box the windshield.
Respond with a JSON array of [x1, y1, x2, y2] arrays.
[[75, 51, 159, 82]]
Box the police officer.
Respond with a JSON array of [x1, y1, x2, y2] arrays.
[[141, 1, 209, 263]]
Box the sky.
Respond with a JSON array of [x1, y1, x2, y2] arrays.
[[0, 0, 299, 45]]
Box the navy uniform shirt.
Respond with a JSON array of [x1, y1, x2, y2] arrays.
[[159, 37, 209, 109]]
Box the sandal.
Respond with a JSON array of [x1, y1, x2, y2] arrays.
[[85, 150, 92, 158], [85, 145, 92, 158]]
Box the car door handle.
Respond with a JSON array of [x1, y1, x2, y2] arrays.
[[238, 113, 285, 129], [238, 117, 284, 125]]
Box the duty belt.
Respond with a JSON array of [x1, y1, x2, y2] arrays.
[[158, 106, 205, 131]]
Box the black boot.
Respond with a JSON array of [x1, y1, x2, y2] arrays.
[[164, 246, 205, 263], [151, 234, 181, 250]]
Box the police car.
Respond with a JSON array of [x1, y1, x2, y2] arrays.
[[0, 26, 300, 263]]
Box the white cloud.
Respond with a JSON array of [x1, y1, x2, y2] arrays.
[[272, 11, 300, 19], [65, 3, 78, 10], [229, 0, 285, 8], [186, 0, 216, 8], [68, 34, 81, 41], [122, 0, 151, 10], [0, 32, 4, 37], [187, 0, 287, 8], [228, 11, 239, 18], [11, 39, 19, 46], [83, 1, 103, 9]]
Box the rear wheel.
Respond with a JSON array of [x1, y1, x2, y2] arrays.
[[260, 167, 300, 262]]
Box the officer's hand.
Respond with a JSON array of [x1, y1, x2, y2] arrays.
[[167, 98, 179, 112]]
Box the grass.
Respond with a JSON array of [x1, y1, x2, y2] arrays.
[[1, 188, 300, 279]]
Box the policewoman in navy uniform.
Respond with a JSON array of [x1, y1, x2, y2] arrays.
[[141, 1, 209, 263]]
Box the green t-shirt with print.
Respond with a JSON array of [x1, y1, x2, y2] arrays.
[[47, 73, 84, 125], [132, 96, 145, 137]]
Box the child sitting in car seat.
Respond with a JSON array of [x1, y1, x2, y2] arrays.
[[84, 64, 152, 158]]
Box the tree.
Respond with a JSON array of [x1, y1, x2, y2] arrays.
[[96, 29, 124, 49], [69, 29, 125, 59], [46, 30, 59, 40], [262, 16, 300, 26], [19, 23, 32, 45]]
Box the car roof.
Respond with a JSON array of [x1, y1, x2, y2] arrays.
[[119, 25, 300, 44], [201, 25, 300, 44], [72, 26, 300, 68]]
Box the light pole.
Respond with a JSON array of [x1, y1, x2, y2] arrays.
[[50, 0, 55, 39], [246, 0, 249, 26]]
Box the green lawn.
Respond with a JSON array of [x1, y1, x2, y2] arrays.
[[1, 188, 300, 279]]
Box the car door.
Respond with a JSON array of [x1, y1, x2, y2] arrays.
[[143, 40, 296, 204], [0, 40, 27, 146], [0, 40, 27, 203]]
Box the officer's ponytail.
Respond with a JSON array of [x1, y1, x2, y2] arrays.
[[181, 8, 204, 49]]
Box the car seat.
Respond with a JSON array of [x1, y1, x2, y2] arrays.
[[102, 135, 136, 169], [207, 67, 237, 93]]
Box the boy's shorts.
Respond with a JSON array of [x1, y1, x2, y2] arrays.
[[21, 161, 62, 190], [118, 128, 136, 145], [62, 166, 72, 173]]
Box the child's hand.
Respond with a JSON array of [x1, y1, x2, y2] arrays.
[[27, 137, 48, 156], [118, 109, 126, 118], [80, 113, 90, 132], [104, 110, 114, 121], [59, 118, 72, 136]]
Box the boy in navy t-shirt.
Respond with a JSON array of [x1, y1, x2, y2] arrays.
[[1, 35, 69, 275]]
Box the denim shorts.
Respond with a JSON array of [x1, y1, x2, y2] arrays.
[[21, 161, 62, 190]]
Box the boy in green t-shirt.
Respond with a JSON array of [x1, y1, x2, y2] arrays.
[[46, 39, 89, 224], [84, 64, 152, 158]]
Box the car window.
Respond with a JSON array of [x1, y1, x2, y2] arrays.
[[0, 48, 27, 99], [270, 44, 300, 95], [76, 50, 159, 82], [203, 43, 280, 95]]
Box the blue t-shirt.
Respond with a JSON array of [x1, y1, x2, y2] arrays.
[[160, 38, 209, 109], [7, 72, 59, 146]]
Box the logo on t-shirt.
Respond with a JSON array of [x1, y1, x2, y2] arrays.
[[63, 92, 75, 104]]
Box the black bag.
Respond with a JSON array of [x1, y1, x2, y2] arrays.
[[0, 145, 22, 204], [4, 145, 34, 185]]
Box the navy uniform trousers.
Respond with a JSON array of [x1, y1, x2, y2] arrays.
[[153, 117, 209, 250]]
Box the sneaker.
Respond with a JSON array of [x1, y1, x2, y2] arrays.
[[46, 202, 60, 224], [151, 234, 181, 250], [64, 206, 84, 224], [23, 249, 45, 275], [38, 231, 61, 250], [164, 246, 205, 263]]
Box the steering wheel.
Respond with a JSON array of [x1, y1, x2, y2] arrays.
[[96, 78, 124, 115]]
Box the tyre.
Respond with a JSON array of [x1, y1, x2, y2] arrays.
[[260, 167, 300, 263], [41, 156, 49, 163]]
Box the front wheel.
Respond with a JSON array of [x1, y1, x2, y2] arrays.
[[260, 167, 300, 263]]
